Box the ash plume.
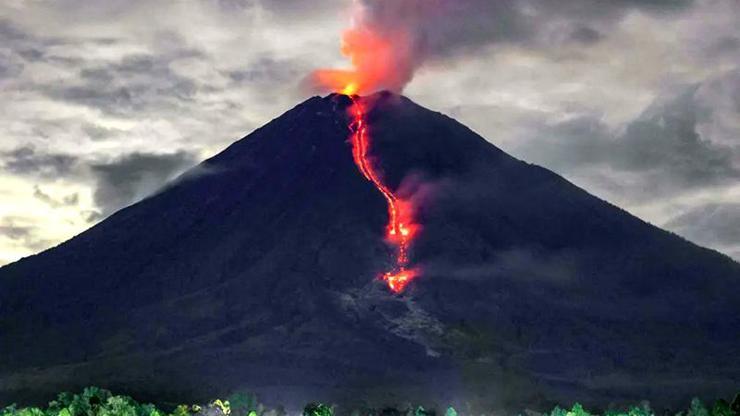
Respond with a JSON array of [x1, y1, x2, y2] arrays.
[[310, 0, 694, 94], [310, 0, 431, 94]]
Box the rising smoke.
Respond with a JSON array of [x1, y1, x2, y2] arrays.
[[309, 0, 694, 95], [311, 0, 497, 94]]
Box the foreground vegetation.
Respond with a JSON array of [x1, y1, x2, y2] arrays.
[[1, 387, 738, 416]]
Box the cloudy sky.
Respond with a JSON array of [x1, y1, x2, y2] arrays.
[[0, 0, 739, 266]]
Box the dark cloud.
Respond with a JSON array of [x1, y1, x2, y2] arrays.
[[0, 50, 24, 79], [213, 0, 255, 10], [665, 203, 740, 260], [24, 118, 81, 140], [707, 36, 740, 58], [226, 57, 304, 84], [533, 0, 694, 17], [358, 0, 695, 60], [16, 48, 45, 62], [510, 83, 740, 200], [311, 0, 698, 92], [44, 53, 199, 116], [1, 145, 79, 179], [33, 186, 79, 208], [0, 223, 32, 241], [0, 23, 205, 118], [615, 89, 737, 184], [0, 18, 28, 42], [568, 26, 603, 45], [0, 18, 76, 60], [81, 122, 123, 141], [0, 20, 29, 78], [90, 151, 198, 216], [82, 210, 105, 224], [253, 0, 344, 18], [0, 217, 55, 253]]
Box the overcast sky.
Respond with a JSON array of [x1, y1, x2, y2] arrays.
[[1, 0, 739, 266]]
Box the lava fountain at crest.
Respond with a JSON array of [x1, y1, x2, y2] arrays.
[[310, 0, 420, 96], [347, 96, 419, 293]]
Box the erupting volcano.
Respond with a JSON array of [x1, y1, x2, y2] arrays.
[[2, 3, 740, 411], [1, 0, 739, 412], [1, 91, 739, 412], [348, 96, 418, 293]]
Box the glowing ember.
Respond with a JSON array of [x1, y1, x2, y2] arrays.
[[341, 82, 359, 96], [348, 96, 419, 293], [383, 269, 418, 294]]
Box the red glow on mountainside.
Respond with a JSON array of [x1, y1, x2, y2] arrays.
[[348, 97, 419, 293]]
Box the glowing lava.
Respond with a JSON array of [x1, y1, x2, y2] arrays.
[[312, 1, 422, 292], [310, 2, 417, 95], [348, 96, 418, 293]]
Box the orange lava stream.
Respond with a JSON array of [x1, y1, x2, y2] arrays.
[[348, 96, 418, 293]]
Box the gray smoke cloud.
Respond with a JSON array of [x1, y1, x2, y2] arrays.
[[313, 0, 696, 93], [90, 151, 198, 217]]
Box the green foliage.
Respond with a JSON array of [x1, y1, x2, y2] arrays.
[[730, 393, 740, 415], [566, 404, 590, 416], [15, 408, 44, 416], [210, 400, 230, 416], [170, 405, 191, 416], [377, 408, 403, 416], [550, 406, 568, 416], [604, 401, 653, 416], [227, 393, 262, 416], [1, 388, 169, 416], [710, 400, 732, 416], [302, 403, 332, 416], [0, 405, 16, 416], [689, 398, 710, 416], [2, 387, 739, 416], [414, 406, 435, 416]]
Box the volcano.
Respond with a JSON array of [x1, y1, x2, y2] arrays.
[[1, 92, 738, 413]]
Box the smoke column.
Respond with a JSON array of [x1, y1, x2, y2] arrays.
[[311, 0, 441, 95]]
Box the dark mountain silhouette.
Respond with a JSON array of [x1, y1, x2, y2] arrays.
[[1, 92, 738, 413]]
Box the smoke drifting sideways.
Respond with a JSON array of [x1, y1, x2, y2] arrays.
[[308, 0, 696, 96]]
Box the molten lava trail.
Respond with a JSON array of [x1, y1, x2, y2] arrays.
[[348, 96, 417, 293]]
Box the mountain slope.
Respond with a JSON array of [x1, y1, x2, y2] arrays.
[[1, 92, 738, 413]]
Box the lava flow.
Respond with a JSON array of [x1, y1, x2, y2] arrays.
[[347, 96, 418, 293], [311, 0, 422, 292]]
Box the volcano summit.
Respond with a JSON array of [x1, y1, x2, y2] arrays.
[[0, 92, 738, 413]]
